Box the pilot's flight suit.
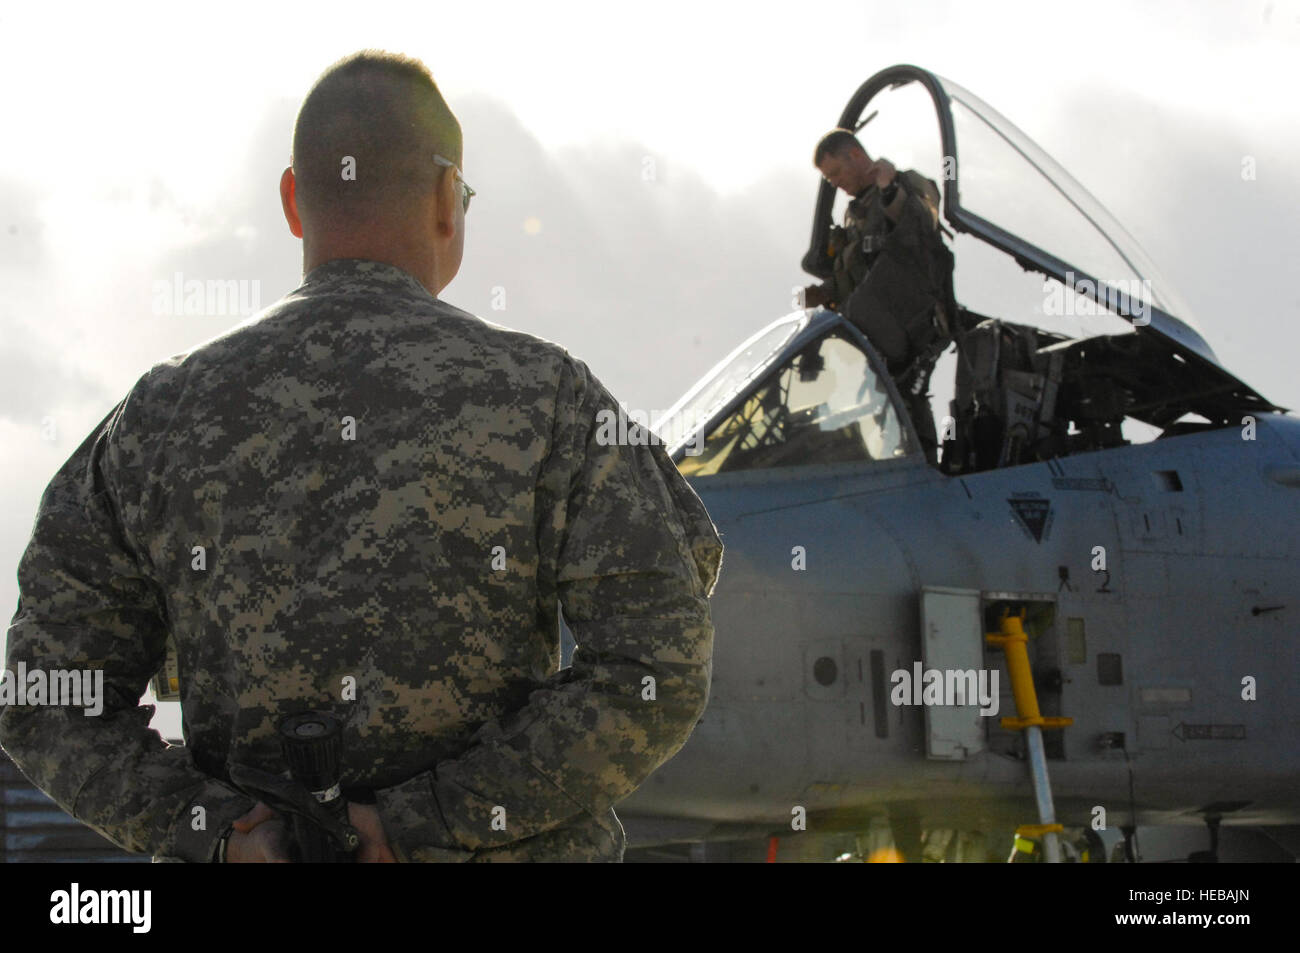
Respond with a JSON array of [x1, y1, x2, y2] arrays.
[[0, 258, 723, 863], [827, 170, 954, 463]]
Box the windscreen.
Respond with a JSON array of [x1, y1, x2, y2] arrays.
[[653, 312, 808, 455]]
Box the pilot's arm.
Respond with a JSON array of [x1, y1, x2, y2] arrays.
[[372, 356, 723, 860], [882, 169, 940, 231]]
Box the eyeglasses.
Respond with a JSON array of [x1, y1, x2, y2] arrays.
[[433, 154, 476, 213]]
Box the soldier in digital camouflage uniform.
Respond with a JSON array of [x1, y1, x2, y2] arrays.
[[802, 129, 955, 464], [0, 51, 722, 863]]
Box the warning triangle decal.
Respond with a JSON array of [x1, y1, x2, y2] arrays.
[[1009, 497, 1051, 543]]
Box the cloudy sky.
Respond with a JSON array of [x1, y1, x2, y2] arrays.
[[2, 0, 1298, 731]]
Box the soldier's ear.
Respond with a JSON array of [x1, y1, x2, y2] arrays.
[[280, 168, 303, 239], [435, 165, 459, 238]]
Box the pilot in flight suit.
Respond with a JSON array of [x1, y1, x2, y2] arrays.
[[804, 129, 955, 464]]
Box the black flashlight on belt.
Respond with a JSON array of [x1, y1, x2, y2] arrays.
[[278, 711, 357, 862]]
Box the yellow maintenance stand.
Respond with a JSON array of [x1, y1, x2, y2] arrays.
[[986, 608, 1073, 863]]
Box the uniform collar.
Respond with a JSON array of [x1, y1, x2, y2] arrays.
[[298, 258, 435, 300]]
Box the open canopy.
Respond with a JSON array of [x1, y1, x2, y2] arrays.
[[801, 64, 1225, 363], [658, 66, 1280, 472]]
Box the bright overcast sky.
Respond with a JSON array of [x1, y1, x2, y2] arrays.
[[3, 1, 1298, 188], [2, 0, 1298, 732], [2, 3, 1296, 188]]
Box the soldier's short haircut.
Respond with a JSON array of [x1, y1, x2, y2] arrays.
[[813, 129, 865, 167], [292, 50, 463, 223]]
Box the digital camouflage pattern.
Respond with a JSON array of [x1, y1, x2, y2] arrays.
[[0, 258, 723, 862]]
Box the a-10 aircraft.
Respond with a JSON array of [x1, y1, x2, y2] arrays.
[[614, 64, 1300, 862]]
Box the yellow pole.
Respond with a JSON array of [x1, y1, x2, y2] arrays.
[[986, 609, 1073, 862], [988, 612, 1040, 723]]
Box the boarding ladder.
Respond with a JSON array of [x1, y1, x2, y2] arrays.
[[986, 609, 1073, 863]]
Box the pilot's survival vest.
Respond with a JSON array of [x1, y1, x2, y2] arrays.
[[828, 169, 955, 372]]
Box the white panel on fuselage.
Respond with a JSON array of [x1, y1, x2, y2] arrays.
[[920, 586, 988, 760]]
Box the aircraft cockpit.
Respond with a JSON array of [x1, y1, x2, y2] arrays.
[[669, 320, 908, 477], [657, 65, 1281, 476]]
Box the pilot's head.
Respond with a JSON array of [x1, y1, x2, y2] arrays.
[[813, 129, 875, 197], [280, 51, 468, 295]]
